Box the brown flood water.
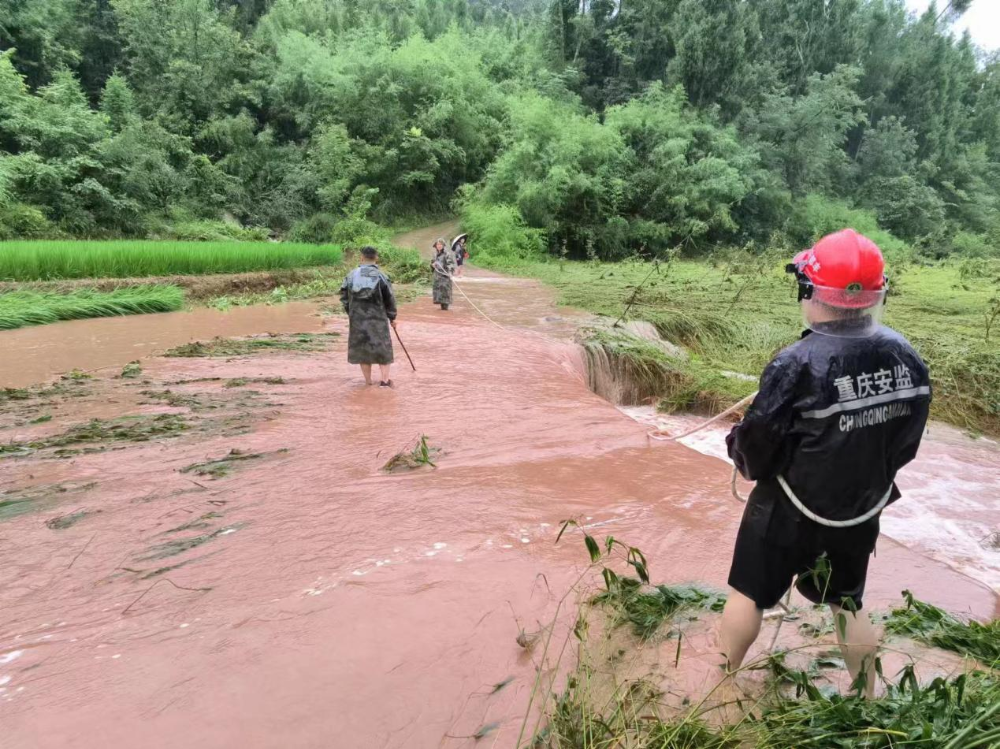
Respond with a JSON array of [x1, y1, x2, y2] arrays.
[[0, 302, 325, 389], [0, 225, 996, 748]]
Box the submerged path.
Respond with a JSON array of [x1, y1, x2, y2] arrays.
[[0, 226, 995, 748]]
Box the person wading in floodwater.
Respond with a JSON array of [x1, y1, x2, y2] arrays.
[[340, 245, 398, 387], [719, 229, 931, 697], [452, 234, 468, 278], [431, 238, 455, 310]]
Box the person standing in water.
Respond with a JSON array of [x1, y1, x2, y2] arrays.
[[452, 234, 468, 278], [718, 229, 931, 697], [431, 238, 455, 310], [340, 246, 398, 387]]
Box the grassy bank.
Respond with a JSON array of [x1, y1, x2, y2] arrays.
[[473, 249, 1000, 435], [0, 287, 185, 330], [0, 241, 343, 281]]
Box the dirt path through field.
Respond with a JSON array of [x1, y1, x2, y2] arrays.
[[0, 226, 995, 748]]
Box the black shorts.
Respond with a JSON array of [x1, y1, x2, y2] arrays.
[[727, 486, 879, 611]]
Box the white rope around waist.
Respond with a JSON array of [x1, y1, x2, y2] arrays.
[[776, 474, 892, 528]]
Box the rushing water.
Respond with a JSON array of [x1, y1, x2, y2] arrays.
[[0, 230, 996, 748], [621, 408, 1000, 594]]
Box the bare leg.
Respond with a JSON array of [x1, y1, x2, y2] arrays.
[[830, 603, 878, 697], [378, 364, 391, 383], [718, 589, 764, 672], [360, 364, 373, 385]]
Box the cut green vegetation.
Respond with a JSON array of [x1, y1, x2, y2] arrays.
[[1, 414, 188, 458], [382, 435, 440, 472], [475, 252, 1000, 434], [224, 377, 286, 388], [0, 482, 96, 522], [0, 286, 184, 330], [165, 333, 337, 358], [594, 576, 727, 640], [46, 509, 101, 530], [532, 529, 1000, 749], [884, 590, 1000, 667], [120, 361, 143, 379], [181, 448, 287, 479], [0, 241, 342, 281], [138, 524, 243, 561]]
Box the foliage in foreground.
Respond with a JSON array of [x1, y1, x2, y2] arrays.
[[531, 527, 1000, 748], [0, 241, 342, 281], [0, 286, 184, 330], [885, 590, 1000, 667]]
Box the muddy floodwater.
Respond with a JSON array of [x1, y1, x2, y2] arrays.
[[1, 224, 997, 748], [0, 302, 325, 389]]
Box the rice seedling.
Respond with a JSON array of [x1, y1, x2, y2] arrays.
[[382, 435, 441, 472], [0, 482, 96, 522], [0, 286, 185, 330], [46, 509, 101, 530], [138, 524, 244, 561], [1, 414, 189, 458], [224, 377, 286, 388], [180, 448, 287, 479], [883, 590, 1000, 666], [164, 512, 223, 534], [0, 241, 343, 281], [164, 332, 337, 358], [120, 361, 143, 379]]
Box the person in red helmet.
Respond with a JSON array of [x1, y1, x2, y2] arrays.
[[718, 229, 931, 696]]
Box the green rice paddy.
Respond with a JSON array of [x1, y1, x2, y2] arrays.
[[0, 286, 185, 330], [0, 241, 342, 281]]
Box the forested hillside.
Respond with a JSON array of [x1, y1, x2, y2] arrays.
[[1, 0, 998, 261]]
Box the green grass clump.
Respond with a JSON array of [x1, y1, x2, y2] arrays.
[[1, 414, 189, 458], [884, 590, 1000, 667], [0, 241, 342, 281], [164, 332, 337, 358], [580, 326, 756, 410], [180, 448, 280, 479], [382, 435, 441, 472], [594, 576, 727, 639], [0, 286, 185, 330]]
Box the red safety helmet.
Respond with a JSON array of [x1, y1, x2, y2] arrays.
[[787, 229, 887, 309]]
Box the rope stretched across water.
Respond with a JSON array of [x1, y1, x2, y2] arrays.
[[433, 266, 507, 331]]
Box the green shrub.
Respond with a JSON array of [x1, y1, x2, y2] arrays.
[[163, 220, 270, 243], [287, 213, 338, 244], [459, 198, 545, 265], [787, 194, 913, 264], [951, 231, 999, 259], [0, 203, 56, 240], [377, 246, 430, 285]]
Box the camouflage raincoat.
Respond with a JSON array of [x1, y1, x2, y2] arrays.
[[431, 248, 455, 306], [339, 264, 397, 365]]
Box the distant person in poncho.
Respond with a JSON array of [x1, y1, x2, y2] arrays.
[[339, 246, 398, 387], [431, 238, 455, 310]]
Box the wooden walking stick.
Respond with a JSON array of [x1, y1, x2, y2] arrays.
[[393, 325, 416, 372]]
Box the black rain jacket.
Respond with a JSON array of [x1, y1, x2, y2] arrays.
[[727, 325, 931, 545]]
